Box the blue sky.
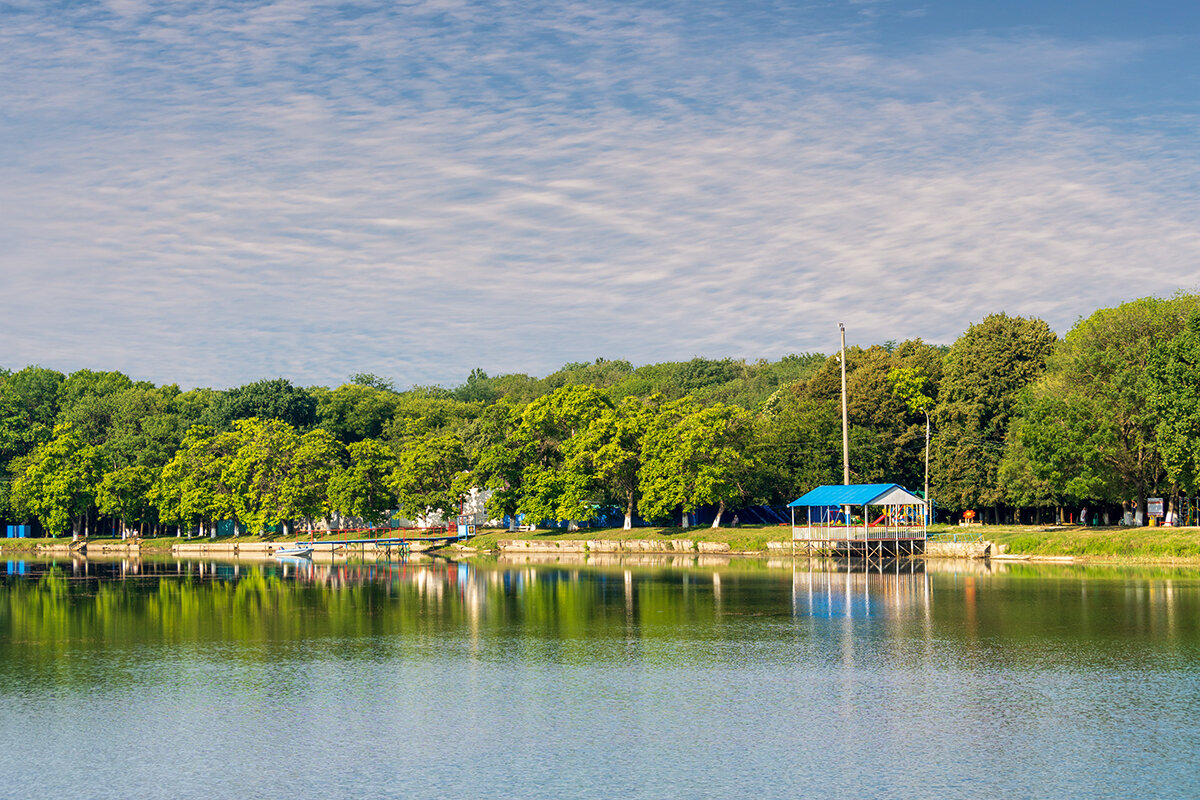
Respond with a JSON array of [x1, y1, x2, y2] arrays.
[[2, 0, 1199, 389]]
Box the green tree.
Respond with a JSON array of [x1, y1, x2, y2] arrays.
[[349, 373, 395, 391], [0, 366, 65, 464], [889, 364, 934, 514], [151, 425, 240, 536], [467, 402, 524, 528], [1013, 295, 1199, 518], [389, 432, 470, 520], [639, 400, 756, 527], [314, 383, 402, 444], [561, 395, 661, 529], [454, 368, 500, 404], [328, 439, 397, 525], [221, 418, 310, 535], [96, 465, 157, 535], [511, 386, 611, 525], [282, 427, 345, 527], [758, 340, 942, 502], [932, 313, 1056, 516], [101, 385, 190, 470], [1148, 310, 1200, 495], [9, 424, 102, 537], [204, 378, 317, 431]]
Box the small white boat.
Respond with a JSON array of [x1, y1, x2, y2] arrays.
[[275, 543, 315, 558]]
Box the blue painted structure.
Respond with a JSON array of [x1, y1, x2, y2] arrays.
[[788, 483, 926, 549], [788, 483, 920, 508]]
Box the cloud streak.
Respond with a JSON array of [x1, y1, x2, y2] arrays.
[[1, 0, 1198, 388]]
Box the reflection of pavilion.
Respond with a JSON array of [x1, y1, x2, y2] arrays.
[[788, 484, 927, 558], [791, 558, 929, 619]]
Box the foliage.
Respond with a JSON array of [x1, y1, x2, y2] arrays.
[[0, 366, 65, 465], [96, 465, 157, 530], [511, 385, 611, 523], [639, 399, 756, 525], [9, 424, 103, 535], [328, 439, 397, 524], [561, 395, 661, 529], [1012, 294, 1200, 512], [1148, 311, 1200, 494], [8, 297, 1200, 536], [388, 431, 470, 519], [151, 425, 240, 530], [314, 383, 401, 444], [204, 378, 317, 431], [932, 313, 1056, 510]]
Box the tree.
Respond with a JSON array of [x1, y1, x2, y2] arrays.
[[283, 427, 344, 526], [329, 439, 397, 525], [101, 385, 190, 470], [467, 402, 524, 528], [639, 400, 756, 527], [349, 373, 395, 391], [0, 366, 65, 464], [998, 424, 1065, 525], [389, 432, 470, 520], [1013, 295, 1200, 518], [756, 341, 942, 503], [96, 465, 156, 536], [9, 424, 102, 537], [753, 389, 842, 504], [454, 368, 500, 404], [204, 378, 317, 431], [561, 395, 660, 529], [889, 365, 934, 517], [221, 418, 320, 535], [1148, 310, 1200, 495], [151, 425, 240, 536], [314, 383, 401, 443], [510, 386, 611, 525], [932, 314, 1056, 515]]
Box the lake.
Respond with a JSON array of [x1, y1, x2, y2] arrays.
[[0, 554, 1197, 799]]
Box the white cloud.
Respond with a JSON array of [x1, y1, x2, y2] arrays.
[[1, 0, 1198, 388]]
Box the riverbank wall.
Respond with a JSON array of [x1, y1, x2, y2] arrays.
[[496, 539, 733, 555]]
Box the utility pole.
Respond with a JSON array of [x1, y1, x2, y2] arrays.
[[924, 410, 931, 525], [840, 322, 849, 485]]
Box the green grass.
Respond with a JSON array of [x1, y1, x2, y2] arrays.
[[979, 524, 1200, 561], [9, 523, 1200, 563], [460, 523, 793, 553]]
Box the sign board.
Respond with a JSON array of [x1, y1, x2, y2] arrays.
[[1147, 497, 1164, 516]]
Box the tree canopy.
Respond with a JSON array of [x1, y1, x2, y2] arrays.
[[7, 293, 1200, 536]]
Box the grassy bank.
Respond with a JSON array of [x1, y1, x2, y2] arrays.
[[460, 524, 791, 553], [983, 525, 1200, 560], [7, 523, 1200, 563]]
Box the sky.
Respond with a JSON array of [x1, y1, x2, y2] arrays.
[[2, 0, 1199, 390]]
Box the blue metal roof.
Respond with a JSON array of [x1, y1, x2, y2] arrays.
[[788, 484, 914, 507]]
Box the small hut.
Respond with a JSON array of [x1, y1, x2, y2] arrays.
[[788, 483, 926, 556]]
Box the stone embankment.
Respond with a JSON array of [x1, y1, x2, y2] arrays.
[[497, 539, 732, 555], [923, 540, 992, 559]]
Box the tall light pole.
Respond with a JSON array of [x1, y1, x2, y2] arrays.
[[840, 322, 849, 486]]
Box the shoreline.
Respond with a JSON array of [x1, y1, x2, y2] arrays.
[[5, 525, 1200, 567]]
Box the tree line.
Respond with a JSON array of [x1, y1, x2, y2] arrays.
[[2, 292, 1199, 537]]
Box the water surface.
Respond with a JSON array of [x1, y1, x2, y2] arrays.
[[0, 555, 1197, 799]]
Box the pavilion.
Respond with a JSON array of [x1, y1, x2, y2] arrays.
[[788, 483, 927, 557]]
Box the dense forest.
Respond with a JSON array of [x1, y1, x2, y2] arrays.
[[3, 292, 1199, 537]]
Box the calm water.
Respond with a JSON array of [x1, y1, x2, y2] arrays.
[[0, 554, 1198, 800]]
